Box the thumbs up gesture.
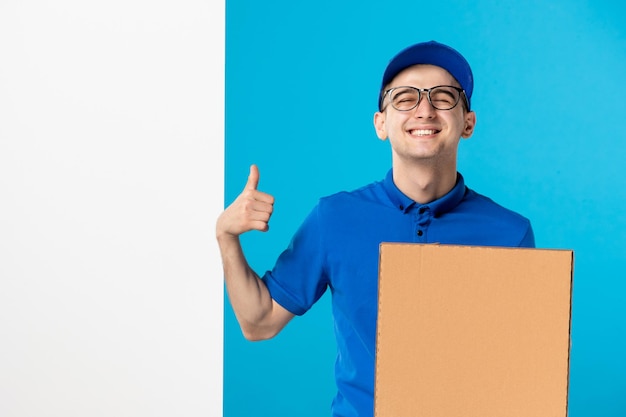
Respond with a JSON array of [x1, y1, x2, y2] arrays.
[[216, 164, 275, 238]]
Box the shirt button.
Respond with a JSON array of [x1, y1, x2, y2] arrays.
[[417, 230, 423, 236]]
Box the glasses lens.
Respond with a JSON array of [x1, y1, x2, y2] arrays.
[[390, 87, 420, 111], [429, 86, 461, 110]]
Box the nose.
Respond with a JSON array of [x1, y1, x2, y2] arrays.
[[412, 94, 436, 118]]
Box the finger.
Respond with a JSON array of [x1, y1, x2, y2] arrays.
[[248, 199, 274, 218], [252, 190, 275, 205], [244, 164, 260, 191]]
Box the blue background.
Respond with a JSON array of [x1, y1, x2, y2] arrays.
[[224, 1, 626, 415]]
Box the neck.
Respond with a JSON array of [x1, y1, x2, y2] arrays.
[[392, 161, 458, 204]]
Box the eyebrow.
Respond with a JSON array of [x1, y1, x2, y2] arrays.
[[432, 88, 456, 99], [390, 86, 418, 95]]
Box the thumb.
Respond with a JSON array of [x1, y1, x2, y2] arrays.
[[244, 164, 260, 191]]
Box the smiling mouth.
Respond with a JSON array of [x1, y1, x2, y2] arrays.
[[410, 129, 439, 136]]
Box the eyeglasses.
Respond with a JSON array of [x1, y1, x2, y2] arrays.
[[380, 85, 468, 112]]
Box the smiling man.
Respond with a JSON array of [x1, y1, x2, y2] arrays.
[[216, 40, 535, 417]]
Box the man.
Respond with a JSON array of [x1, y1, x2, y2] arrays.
[[216, 40, 535, 417]]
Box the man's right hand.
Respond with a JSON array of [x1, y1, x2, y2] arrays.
[[215, 164, 292, 340], [216, 164, 275, 239]]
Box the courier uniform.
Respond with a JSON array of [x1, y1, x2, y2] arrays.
[[262, 168, 535, 417]]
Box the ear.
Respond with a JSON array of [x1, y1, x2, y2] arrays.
[[373, 111, 388, 140], [461, 110, 476, 138]]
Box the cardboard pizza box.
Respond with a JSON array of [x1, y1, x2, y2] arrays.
[[374, 243, 574, 417]]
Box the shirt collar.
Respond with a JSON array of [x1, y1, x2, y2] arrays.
[[382, 169, 466, 216]]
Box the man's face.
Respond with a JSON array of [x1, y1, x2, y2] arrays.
[[373, 64, 476, 167]]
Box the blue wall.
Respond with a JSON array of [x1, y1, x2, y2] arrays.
[[225, 1, 626, 415]]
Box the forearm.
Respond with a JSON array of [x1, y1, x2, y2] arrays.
[[217, 233, 285, 340]]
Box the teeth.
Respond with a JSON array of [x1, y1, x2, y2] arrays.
[[412, 129, 436, 136]]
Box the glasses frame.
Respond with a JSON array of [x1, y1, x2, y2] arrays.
[[379, 85, 469, 112]]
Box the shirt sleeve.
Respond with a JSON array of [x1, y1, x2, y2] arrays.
[[519, 222, 536, 248], [261, 203, 329, 316]]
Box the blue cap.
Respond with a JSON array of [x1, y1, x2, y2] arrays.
[[379, 40, 474, 110]]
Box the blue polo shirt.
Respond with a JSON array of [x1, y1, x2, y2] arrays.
[[261, 169, 534, 417]]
